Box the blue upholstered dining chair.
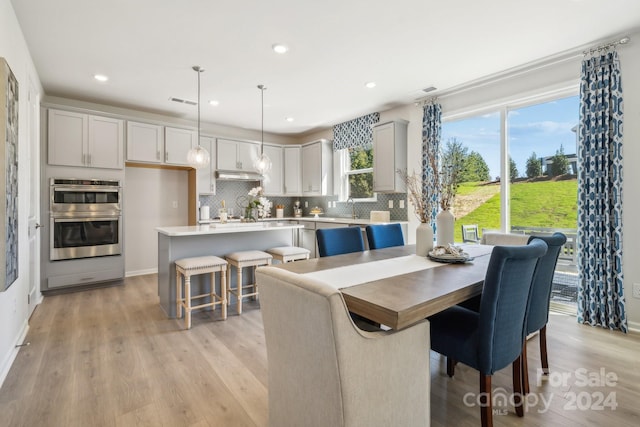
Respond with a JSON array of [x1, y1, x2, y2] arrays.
[[429, 240, 547, 427], [521, 232, 567, 393], [316, 226, 365, 257], [365, 223, 405, 250]]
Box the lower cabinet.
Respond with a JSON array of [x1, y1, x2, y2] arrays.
[[298, 222, 317, 259]]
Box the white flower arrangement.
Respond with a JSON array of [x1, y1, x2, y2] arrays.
[[241, 186, 272, 219]]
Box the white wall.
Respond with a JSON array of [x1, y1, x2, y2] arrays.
[[0, 0, 43, 386], [124, 167, 188, 275]]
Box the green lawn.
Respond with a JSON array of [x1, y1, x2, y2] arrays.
[[453, 180, 578, 242]]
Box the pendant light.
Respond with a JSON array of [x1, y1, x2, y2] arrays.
[[186, 65, 211, 169], [254, 84, 272, 175]]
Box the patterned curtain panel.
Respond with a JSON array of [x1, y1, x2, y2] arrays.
[[333, 112, 380, 151], [422, 103, 442, 226], [577, 51, 626, 332]]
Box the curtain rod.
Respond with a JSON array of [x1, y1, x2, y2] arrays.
[[414, 35, 631, 105], [583, 35, 631, 56]]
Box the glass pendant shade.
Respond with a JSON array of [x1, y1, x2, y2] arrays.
[[187, 65, 211, 169], [187, 145, 210, 169], [254, 152, 272, 175], [255, 84, 271, 176]]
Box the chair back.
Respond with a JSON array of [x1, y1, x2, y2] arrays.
[[365, 223, 405, 250], [477, 239, 547, 374], [461, 224, 480, 243], [257, 266, 430, 427], [526, 233, 567, 334], [316, 226, 365, 257]]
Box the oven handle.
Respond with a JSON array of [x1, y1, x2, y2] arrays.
[[51, 215, 121, 222], [52, 186, 120, 193]]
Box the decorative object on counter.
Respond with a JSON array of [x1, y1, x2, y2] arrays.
[[200, 205, 210, 221], [309, 206, 323, 218], [293, 200, 302, 217], [397, 168, 436, 256], [275, 204, 285, 218], [186, 65, 211, 169], [237, 186, 272, 222], [428, 244, 472, 263], [219, 200, 228, 223], [253, 84, 272, 176]]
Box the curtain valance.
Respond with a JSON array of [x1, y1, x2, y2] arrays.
[[332, 112, 380, 151]]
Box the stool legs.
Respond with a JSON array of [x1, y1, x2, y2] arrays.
[[184, 273, 192, 329], [220, 268, 227, 320]]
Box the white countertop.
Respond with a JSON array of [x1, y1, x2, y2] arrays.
[[157, 222, 304, 237], [198, 217, 408, 226]]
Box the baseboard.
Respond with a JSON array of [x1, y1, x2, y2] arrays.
[[627, 320, 640, 333], [0, 319, 29, 389], [125, 268, 158, 277]]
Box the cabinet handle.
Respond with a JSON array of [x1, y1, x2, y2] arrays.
[[165, 151, 169, 162], [156, 150, 161, 160]]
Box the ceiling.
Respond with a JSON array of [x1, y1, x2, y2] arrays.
[[11, 0, 640, 136]]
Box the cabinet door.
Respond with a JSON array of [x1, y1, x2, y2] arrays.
[[88, 115, 124, 169], [299, 228, 317, 259], [165, 127, 196, 165], [238, 141, 260, 172], [262, 145, 283, 195], [217, 139, 239, 170], [48, 109, 87, 167], [127, 121, 163, 163], [302, 143, 321, 194], [196, 136, 216, 195], [284, 146, 301, 195], [373, 122, 396, 192]]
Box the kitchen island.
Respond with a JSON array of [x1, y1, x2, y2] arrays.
[[156, 221, 304, 317]]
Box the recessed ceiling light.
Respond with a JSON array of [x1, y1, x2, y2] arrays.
[[94, 74, 109, 82], [272, 44, 289, 54], [365, 81, 376, 89], [209, 100, 219, 106], [285, 117, 294, 122]]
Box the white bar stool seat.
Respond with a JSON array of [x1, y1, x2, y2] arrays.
[[175, 255, 228, 329], [266, 246, 311, 263], [225, 250, 273, 314]]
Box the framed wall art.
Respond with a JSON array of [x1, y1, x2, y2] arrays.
[[1, 57, 18, 291]]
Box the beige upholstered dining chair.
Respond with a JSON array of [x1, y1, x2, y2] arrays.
[[256, 266, 430, 427]]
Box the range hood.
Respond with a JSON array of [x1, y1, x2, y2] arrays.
[[215, 170, 263, 181]]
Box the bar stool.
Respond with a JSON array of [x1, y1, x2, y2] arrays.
[[225, 250, 273, 314], [266, 246, 311, 263], [175, 255, 228, 329]]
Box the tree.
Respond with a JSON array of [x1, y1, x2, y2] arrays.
[[549, 144, 569, 177], [526, 152, 542, 178], [509, 157, 519, 181], [348, 146, 373, 198], [441, 137, 467, 179], [461, 151, 490, 182]]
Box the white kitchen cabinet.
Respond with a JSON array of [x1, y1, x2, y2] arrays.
[[126, 121, 164, 163], [217, 138, 260, 172], [373, 120, 408, 193], [48, 109, 124, 169], [301, 139, 333, 196], [262, 144, 283, 196], [297, 222, 317, 259], [164, 127, 196, 165], [283, 145, 302, 196], [196, 136, 216, 195]]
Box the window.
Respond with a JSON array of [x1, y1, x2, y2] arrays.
[[336, 146, 376, 201]]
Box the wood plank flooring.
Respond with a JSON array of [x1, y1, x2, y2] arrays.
[[1, 274, 639, 426]]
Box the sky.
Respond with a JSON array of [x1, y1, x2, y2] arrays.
[[441, 95, 579, 180]]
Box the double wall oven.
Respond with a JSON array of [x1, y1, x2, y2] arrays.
[[50, 178, 122, 261]]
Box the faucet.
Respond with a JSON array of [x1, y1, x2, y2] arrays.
[[347, 197, 356, 219]]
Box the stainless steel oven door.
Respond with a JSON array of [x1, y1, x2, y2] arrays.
[[50, 214, 122, 261], [50, 181, 121, 215]]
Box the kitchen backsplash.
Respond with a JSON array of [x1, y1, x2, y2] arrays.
[[198, 181, 408, 221]]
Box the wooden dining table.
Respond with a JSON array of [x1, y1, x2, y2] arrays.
[[275, 244, 495, 330]]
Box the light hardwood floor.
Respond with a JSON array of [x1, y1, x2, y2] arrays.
[[1, 274, 639, 427]]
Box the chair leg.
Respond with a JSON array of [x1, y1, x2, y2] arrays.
[[512, 355, 524, 417], [480, 373, 493, 427], [446, 357, 457, 377], [522, 342, 530, 394], [540, 325, 549, 375]]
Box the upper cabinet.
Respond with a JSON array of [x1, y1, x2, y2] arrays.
[[48, 109, 124, 169], [262, 144, 283, 196], [164, 127, 196, 166], [196, 136, 216, 195], [301, 139, 333, 196], [373, 120, 408, 193], [216, 138, 260, 172], [126, 121, 164, 163], [283, 145, 302, 196]]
